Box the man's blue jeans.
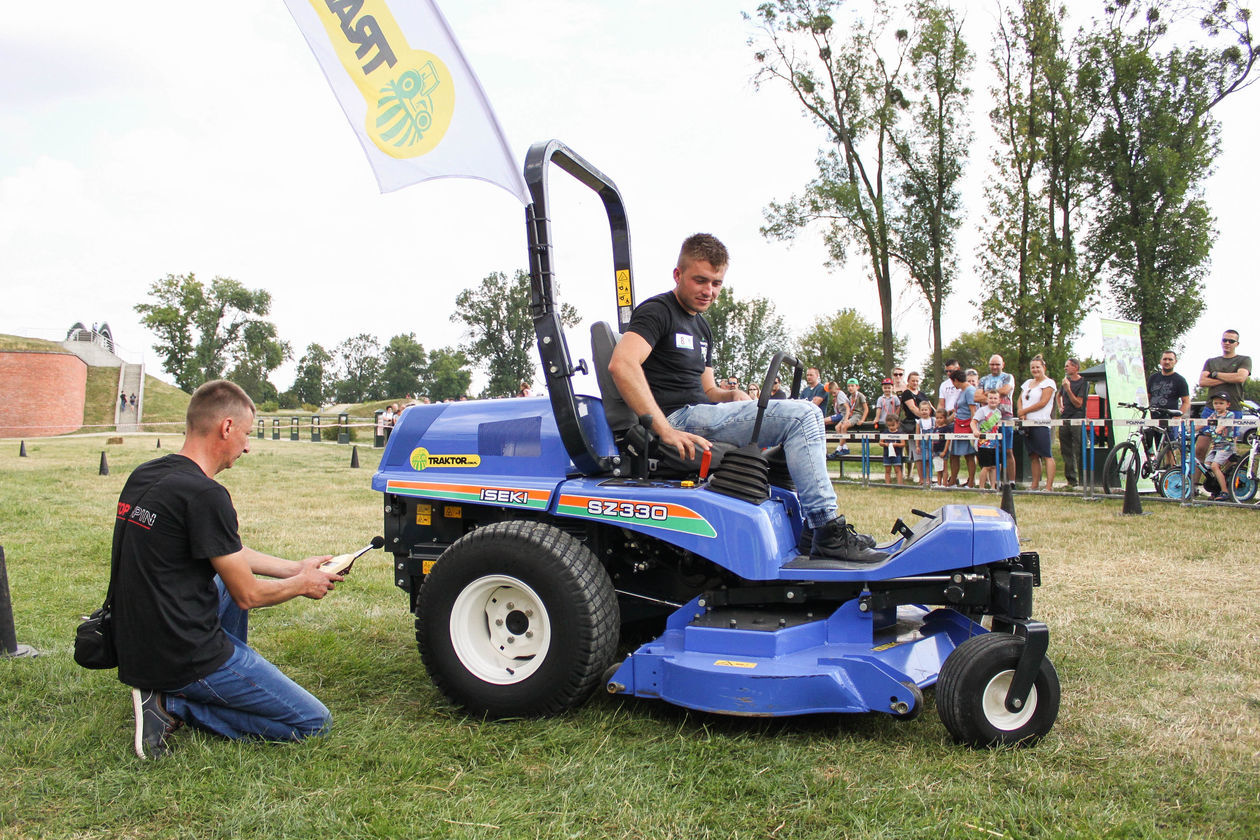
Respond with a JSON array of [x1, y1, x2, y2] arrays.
[[164, 579, 331, 742], [668, 399, 838, 528]]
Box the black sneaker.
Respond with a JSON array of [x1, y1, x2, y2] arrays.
[[810, 516, 885, 563], [132, 689, 179, 759], [797, 521, 876, 556]]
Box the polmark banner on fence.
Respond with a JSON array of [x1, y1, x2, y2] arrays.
[[283, 0, 530, 202], [1100, 317, 1154, 490]]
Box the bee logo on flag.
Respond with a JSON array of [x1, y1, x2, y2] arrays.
[[376, 61, 441, 149]]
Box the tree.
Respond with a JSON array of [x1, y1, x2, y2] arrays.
[[288, 343, 335, 407], [227, 320, 291, 404], [426, 346, 473, 402], [135, 272, 288, 393], [890, 0, 973, 379], [380, 332, 428, 399], [704, 285, 793, 388], [796, 308, 905, 390], [454, 270, 579, 398], [1081, 0, 1257, 374], [977, 0, 1095, 380], [921, 329, 1017, 390], [751, 0, 911, 372], [333, 333, 383, 404]]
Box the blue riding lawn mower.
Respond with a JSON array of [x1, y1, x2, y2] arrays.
[[372, 141, 1060, 747]]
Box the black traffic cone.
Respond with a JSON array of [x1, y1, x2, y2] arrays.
[[1000, 480, 1016, 523], [99, 451, 109, 476], [1, 545, 39, 658], [350, 446, 360, 469], [18, 441, 27, 457], [1121, 465, 1145, 515]]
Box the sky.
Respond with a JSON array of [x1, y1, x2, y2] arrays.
[[2, 0, 1256, 398]]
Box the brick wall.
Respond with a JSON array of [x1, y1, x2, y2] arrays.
[[0, 351, 88, 437]]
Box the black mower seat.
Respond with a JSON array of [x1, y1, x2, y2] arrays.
[[590, 321, 733, 479]]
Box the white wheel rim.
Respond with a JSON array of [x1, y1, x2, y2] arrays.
[[980, 669, 1038, 731], [449, 575, 551, 685]]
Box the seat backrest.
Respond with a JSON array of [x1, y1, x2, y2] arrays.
[[590, 321, 638, 434]]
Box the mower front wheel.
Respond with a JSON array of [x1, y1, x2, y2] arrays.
[[416, 521, 619, 717], [936, 632, 1059, 748]]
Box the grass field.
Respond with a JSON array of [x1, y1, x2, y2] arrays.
[[1, 436, 1257, 839]]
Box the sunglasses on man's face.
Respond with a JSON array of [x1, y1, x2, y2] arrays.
[[1222, 338, 1237, 344]]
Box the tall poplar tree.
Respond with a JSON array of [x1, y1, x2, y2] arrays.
[[750, 0, 911, 372], [890, 0, 973, 379], [978, 0, 1094, 377]]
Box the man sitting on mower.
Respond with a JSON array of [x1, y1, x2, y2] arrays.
[[608, 233, 883, 563]]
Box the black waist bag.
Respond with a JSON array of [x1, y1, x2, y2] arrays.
[[74, 605, 117, 669]]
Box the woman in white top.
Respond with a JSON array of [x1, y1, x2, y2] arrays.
[[1018, 355, 1057, 490]]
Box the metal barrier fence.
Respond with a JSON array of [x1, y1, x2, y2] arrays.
[[8, 412, 1256, 507], [825, 415, 1257, 506]]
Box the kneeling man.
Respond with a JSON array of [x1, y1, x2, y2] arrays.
[[113, 380, 342, 758]]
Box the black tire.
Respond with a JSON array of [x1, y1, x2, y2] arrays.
[[1228, 457, 1257, 503], [416, 520, 619, 717], [936, 633, 1060, 748], [892, 681, 925, 721], [1159, 468, 1186, 500], [1101, 442, 1139, 495], [1151, 437, 1182, 474]]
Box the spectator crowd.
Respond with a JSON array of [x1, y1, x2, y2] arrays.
[[714, 329, 1251, 493]]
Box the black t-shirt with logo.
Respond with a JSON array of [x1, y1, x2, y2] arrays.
[[112, 454, 241, 690], [1146, 371, 1189, 413], [626, 291, 714, 416]]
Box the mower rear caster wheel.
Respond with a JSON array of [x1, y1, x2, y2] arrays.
[[417, 521, 619, 717], [892, 681, 924, 721], [937, 633, 1059, 748]]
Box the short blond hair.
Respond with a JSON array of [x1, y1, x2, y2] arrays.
[[187, 380, 255, 435]]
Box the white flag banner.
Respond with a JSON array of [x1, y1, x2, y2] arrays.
[[283, 0, 530, 202]]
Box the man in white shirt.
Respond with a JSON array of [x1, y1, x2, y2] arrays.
[[937, 359, 961, 424]]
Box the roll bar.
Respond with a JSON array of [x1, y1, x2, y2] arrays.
[[523, 140, 635, 475]]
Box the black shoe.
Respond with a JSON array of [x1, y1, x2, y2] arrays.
[[810, 516, 885, 563], [132, 689, 179, 759], [798, 521, 876, 556]]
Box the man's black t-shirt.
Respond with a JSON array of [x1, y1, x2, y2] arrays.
[[1060, 377, 1089, 419], [112, 454, 241, 690], [1147, 371, 1189, 413], [626, 291, 714, 416]]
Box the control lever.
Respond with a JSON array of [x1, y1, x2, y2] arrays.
[[910, 508, 937, 520], [624, 414, 656, 479]]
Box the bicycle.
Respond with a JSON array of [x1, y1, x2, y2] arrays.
[[1226, 414, 1258, 503], [1100, 403, 1183, 495], [1158, 412, 1257, 501]]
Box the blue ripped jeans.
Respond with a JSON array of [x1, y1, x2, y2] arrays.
[[164, 579, 331, 742], [668, 399, 838, 528]]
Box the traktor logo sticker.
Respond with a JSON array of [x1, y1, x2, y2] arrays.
[[408, 447, 481, 470]]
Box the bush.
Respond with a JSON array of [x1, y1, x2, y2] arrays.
[[258, 399, 280, 413]]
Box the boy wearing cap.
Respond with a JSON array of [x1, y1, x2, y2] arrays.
[[1202, 391, 1239, 501], [874, 378, 900, 428]]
